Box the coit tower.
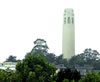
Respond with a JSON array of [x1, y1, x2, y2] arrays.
[[62, 8, 75, 60]]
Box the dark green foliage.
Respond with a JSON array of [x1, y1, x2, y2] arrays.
[[31, 39, 68, 66], [45, 53, 56, 63], [0, 68, 16, 82], [56, 55, 68, 67], [32, 39, 100, 70], [62, 79, 69, 82], [31, 39, 49, 56], [0, 53, 57, 82], [79, 71, 100, 82], [15, 53, 56, 82], [69, 48, 100, 69], [56, 68, 81, 82], [2, 39, 100, 82], [6, 55, 17, 62], [73, 70, 81, 82]]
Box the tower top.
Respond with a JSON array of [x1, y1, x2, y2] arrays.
[[64, 8, 74, 16]]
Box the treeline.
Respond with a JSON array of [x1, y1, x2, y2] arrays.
[[31, 39, 100, 70], [0, 53, 81, 82], [69, 48, 100, 69], [0, 53, 100, 82], [5, 39, 100, 69], [1, 38, 100, 82]]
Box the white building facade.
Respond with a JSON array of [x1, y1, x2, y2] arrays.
[[0, 62, 17, 70]]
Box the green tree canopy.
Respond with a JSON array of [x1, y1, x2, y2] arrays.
[[69, 48, 100, 69], [15, 53, 56, 82], [31, 39, 49, 56], [31, 39, 68, 66], [79, 71, 100, 82], [56, 68, 81, 82]]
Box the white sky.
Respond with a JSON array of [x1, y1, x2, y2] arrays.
[[0, 0, 100, 62]]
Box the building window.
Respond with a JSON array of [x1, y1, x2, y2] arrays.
[[64, 17, 66, 24], [68, 17, 70, 24], [72, 17, 74, 24]]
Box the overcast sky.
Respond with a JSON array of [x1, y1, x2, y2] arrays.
[[0, 0, 100, 62]]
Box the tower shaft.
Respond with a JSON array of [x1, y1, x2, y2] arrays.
[[62, 9, 75, 60]]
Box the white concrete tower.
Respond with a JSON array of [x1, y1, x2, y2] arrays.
[[62, 8, 75, 60]]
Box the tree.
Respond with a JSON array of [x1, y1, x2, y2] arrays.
[[31, 39, 49, 56], [31, 39, 56, 63], [56, 55, 68, 67], [79, 71, 100, 82], [6, 55, 17, 62], [56, 68, 81, 82], [0, 68, 16, 82], [45, 53, 56, 63], [31, 39, 68, 67], [31, 39, 68, 66], [0, 69, 7, 82], [83, 48, 100, 63], [15, 53, 56, 82], [69, 54, 85, 67], [62, 79, 69, 82], [69, 48, 100, 69]]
